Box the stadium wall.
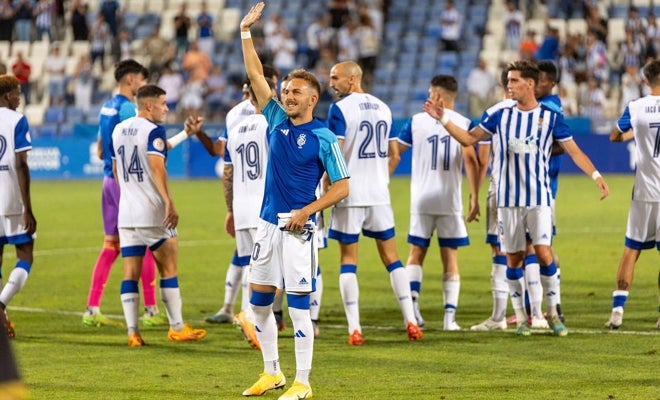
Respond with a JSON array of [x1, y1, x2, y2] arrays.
[[27, 120, 636, 180]]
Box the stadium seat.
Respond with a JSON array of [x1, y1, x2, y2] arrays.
[[37, 122, 59, 138], [44, 106, 65, 124]]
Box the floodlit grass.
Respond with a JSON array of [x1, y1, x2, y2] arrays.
[[5, 176, 659, 399]]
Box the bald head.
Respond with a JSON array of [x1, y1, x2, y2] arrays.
[[329, 61, 364, 97]]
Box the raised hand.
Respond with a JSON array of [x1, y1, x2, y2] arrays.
[[240, 2, 265, 30]]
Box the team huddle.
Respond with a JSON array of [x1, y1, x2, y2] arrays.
[[1, 2, 660, 400]]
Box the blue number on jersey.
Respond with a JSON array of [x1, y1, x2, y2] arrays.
[[236, 141, 262, 181], [117, 145, 145, 182], [357, 120, 388, 159]]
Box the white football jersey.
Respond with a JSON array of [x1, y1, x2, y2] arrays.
[[224, 113, 269, 230], [398, 109, 471, 215], [616, 95, 660, 201], [0, 108, 31, 216], [111, 117, 169, 228], [327, 92, 394, 206]]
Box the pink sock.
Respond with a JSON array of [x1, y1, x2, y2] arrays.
[[141, 249, 157, 308], [87, 243, 120, 307]]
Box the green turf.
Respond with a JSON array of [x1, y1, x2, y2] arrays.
[[4, 176, 659, 399]]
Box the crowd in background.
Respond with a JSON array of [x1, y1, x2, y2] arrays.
[[0, 0, 656, 129]]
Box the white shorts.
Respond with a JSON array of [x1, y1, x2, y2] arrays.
[[408, 213, 469, 248], [485, 187, 499, 245], [248, 219, 317, 292], [118, 226, 178, 257], [498, 206, 553, 253], [0, 214, 35, 245], [328, 205, 396, 243], [235, 228, 257, 258], [624, 200, 660, 250]]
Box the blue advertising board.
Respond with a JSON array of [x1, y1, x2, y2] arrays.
[[26, 121, 635, 180]]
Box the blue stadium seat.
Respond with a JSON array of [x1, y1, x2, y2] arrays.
[[37, 122, 59, 138], [438, 52, 458, 69], [44, 106, 64, 124], [65, 106, 85, 123]]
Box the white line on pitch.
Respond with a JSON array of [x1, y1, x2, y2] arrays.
[[7, 306, 660, 336]]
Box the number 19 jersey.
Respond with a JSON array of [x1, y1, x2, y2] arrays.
[[111, 117, 168, 228], [327, 92, 393, 207], [224, 113, 269, 230], [0, 109, 31, 216]]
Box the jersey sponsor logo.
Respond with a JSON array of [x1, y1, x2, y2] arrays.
[[296, 133, 307, 149], [508, 134, 538, 154], [153, 138, 165, 152]]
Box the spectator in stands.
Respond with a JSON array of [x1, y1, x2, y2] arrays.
[[356, 12, 378, 90], [205, 65, 229, 122], [179, 79, 205, 120], [558, 85, 577, 116], [645, 14, 660, 59], [620, 64, 642, 112], [535, 24, 560, 62], [143, 25, 176, 82], [72, 53, 94, 113], [196, 1, 214, 60], [585, 31, 609, 84], [89, 12, 110, 73], [117, 28, 132, 61], [337, 17, 358, 62], [585, 4, 608, 44], [0, 0, 15, 42], [69, 0, 89, 41], [270, 29, 297, 79], [11, 51, 30, 105], [617, 29, 644, 72], [34, 0, 54, 42], [466, 58, 495, 118], [0, 55, 6, 74], [305, 13, 332, 69], [439, 0, 461, 52], [181, 40, 212, 82], [519, 29, 538, 61], [580, 76, 605, 121], [44, 43, 66, 105], [625, 6, 646, 45], [14, 0, 32, 42], [504, 1, 524, 51], [157, 65, 184, 121], [174, 2, 192, 60], [359, 0, 382, 39], [328, 0, 351, 30], [99, 0, 119, 38]]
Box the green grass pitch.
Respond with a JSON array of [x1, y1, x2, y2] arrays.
[[4, 175, 659, 399]]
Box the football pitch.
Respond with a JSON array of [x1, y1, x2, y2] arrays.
[[5, 176, 659, 400]]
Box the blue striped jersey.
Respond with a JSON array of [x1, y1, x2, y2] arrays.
[[538, 93, 564, 199], [480, 102, 571, 207], [616, 95, 660, 201]]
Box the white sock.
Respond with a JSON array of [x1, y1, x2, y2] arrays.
[[161, 284, 183, 331], [507, 268, 527, 323], [223, 263, 243, 313], [443, 273, 460, 326], [309, 269, 323, 321], [241, 267, 250, 312], [339, 269, 360, 333], [288, 305, 313, 384], [556, 269, 562, 305], [524, 262, 543, 319], [389, 264, 416, 324], [406, 264, 423, 300], [0, 266, 29, 306], [252, 303, 280, 375], [491, 260, 508, 321], [540, 267, 560, 318], [120, 291, 140, 335]]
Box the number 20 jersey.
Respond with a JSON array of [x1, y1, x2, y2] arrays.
[[327, 92, 394, 207], [111, 116, 168, 228]]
